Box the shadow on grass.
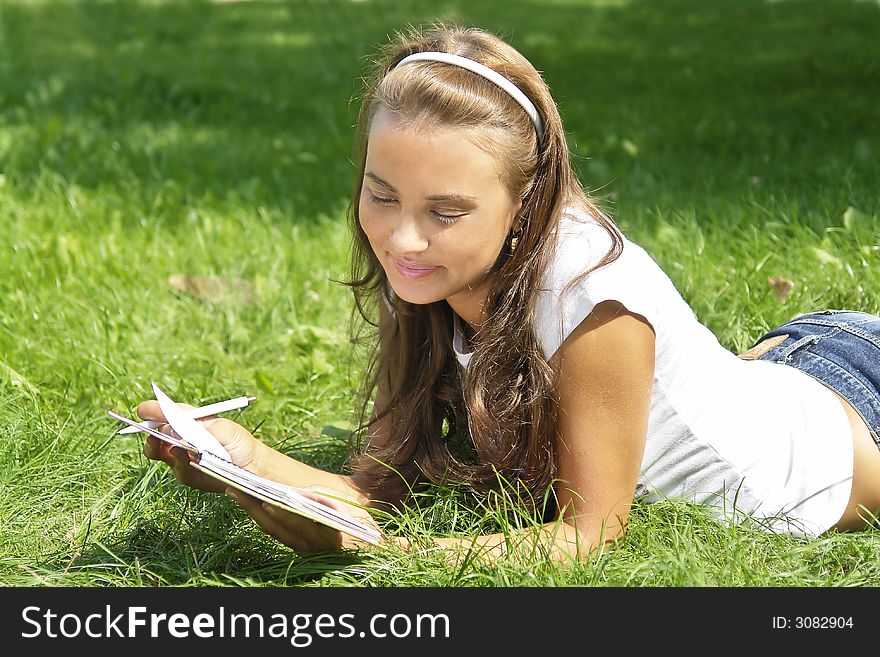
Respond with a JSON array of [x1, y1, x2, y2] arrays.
[[28, 466, 371, 586], [56, 509, 368, 586], [0, 0, 877, 223]]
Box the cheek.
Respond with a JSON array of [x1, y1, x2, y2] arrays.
[[358, 196, 383, 246], [462, 230, 506, 266]]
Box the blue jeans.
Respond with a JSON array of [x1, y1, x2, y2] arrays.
[[748, 309, 880, 449]]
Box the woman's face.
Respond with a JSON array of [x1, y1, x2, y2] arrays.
[[359, 107, 522, 325]]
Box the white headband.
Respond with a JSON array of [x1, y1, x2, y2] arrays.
[[392, 51, 544, 142]]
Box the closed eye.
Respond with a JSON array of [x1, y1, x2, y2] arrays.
[[367, 191, 464, 225], [369, 192, 396, 205], [433, 212, 465, 225]]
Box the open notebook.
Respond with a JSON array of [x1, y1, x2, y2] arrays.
[[108, 383, 381, 545]]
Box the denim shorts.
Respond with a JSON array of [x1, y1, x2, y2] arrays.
[[746, 309, 880, 449]]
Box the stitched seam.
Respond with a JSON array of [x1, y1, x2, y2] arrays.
[[837, 322, 880, 349], [779, 330, 837, 359], [783, 315, 878, 330]]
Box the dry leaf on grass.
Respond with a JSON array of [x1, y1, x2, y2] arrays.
[[168, 274, 257, 305], [767, 276, 795, 303]]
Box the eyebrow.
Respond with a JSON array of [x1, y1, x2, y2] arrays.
[[364, 172, 478, 203]]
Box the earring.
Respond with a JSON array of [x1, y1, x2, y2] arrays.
[[509, 214, 524, 253], [509, 228, 522, 253]]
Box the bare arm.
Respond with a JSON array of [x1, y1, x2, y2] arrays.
[[428, 300, 655, 564]]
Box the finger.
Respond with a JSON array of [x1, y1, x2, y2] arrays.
[[228, 489, 305, 548], [157, 423, 189, 446], [227, 489, 318, 552], [169, 446, 201, 481], [298, 489, 343, 511], [297, 489, 373, 526], [259, 502, 343, 551], [197, 415, 221, 429], [137, 400, 197, 422], [143, 435, 161, 459], [143, 435, 176, 466], [136, 400, 165, 422], [386, 535, 413, 552], [227, 489, 288, 533], [202, 417, 246, 442]]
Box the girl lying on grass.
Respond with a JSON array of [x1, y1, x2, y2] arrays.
[[138, 22, 880, 563]]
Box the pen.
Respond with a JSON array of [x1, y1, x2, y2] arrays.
[[116, 395, 256, 434]]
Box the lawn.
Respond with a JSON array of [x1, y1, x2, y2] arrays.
[[1, 0, 879, 587]]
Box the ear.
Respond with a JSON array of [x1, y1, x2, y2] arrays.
[[509, 198, 524, 232]]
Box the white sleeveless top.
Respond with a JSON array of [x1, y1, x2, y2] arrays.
[[451, 207, 853, 537]]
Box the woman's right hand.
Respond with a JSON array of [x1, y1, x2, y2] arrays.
[[137, 400, 265, 494]]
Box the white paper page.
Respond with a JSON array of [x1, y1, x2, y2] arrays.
[[192, 454, 382, 545], [152, 383, 233, 461]]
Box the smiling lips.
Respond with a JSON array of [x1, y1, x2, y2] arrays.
[[392, 257, 439, 279]]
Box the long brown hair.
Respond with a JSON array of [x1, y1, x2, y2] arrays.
[[344, 21, 622, 515]]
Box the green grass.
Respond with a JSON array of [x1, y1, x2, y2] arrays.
[[1, 0, 879, 587]]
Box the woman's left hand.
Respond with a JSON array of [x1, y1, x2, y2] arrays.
[[225, 487, 381, 553]]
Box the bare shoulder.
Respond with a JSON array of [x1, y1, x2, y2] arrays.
[[550, 299, 656, 379], [550, 299, 655, 426]]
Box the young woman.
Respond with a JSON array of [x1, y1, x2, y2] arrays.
[[138, 23, 880, 563]]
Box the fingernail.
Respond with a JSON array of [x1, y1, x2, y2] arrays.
[[225, 489, 240, 503], [262, 503, 275, 515]]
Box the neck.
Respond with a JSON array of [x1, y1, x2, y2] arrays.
[[446, 277, 493, 332]]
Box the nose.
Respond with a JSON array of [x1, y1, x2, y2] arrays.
[[388, 214, 429, 255]]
